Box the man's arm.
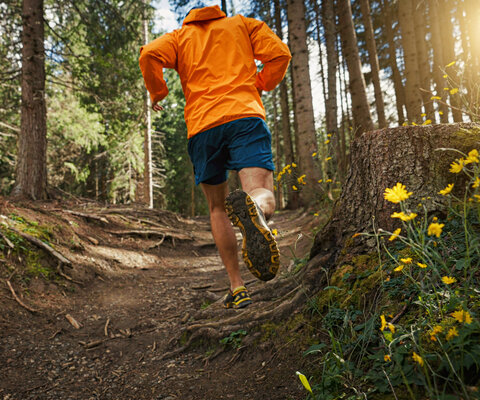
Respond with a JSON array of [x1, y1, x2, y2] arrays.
[[240, 16, 292, 92], [139, 31, 178, 109]]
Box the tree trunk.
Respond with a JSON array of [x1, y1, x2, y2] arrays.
[[286, 0, 321, 204], [428, 0, 449, 123], [382, 0, 406, 124], [273, 0, 298, 209], [272, 88, 284, 209], [143, 0, 153, 208], [398, 0, 423, 123], [310, 122, 480, 260], [439, 0, 463, 122], [413, 1, 435, 122], [359, 0, 386, 128], [337, 0, 374, 137], [11, 0, 47, 200], [322, 0, 343, 180]]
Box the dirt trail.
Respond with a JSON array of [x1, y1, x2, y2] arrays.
[[0, 202, 317, 400]]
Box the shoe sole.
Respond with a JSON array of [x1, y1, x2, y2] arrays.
[[225, 190, 280, 281]]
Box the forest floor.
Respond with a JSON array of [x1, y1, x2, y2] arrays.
[[0, 197, 322, 400]]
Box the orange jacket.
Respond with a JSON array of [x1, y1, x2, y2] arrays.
[[139, 5, 291, 138]]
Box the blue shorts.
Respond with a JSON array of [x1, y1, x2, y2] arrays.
[[187, 117, 275, 185]]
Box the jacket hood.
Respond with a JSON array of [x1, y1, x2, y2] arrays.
[[182, 5, 226, 26]]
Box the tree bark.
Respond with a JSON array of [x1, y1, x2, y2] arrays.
[[359, 0, 386, 128], [286, 0, 321, 204], [398, 0, 423, 123], [11, 0, 48, 200], [310, 122, 480, 260], [382, 0, 405, 124], [337, 0, 374, 137]]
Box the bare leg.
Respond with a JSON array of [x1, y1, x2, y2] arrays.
[[201, 181, 244, 291], [238, 167, 275, 219]]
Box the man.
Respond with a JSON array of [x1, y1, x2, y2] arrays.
[[139, 4, 291, 309]]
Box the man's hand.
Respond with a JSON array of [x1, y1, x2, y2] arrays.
[[152, 102, 164, 112]]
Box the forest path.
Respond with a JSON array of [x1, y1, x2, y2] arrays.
[[0, 202, 317, 399]]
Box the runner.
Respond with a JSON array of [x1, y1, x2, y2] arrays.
[[139, 4, 291, 309]]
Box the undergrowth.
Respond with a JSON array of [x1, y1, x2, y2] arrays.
[[297, 148, 480, 399]]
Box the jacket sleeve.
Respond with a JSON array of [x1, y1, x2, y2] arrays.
[[139, 31, 178, 104], [241, 16, 292, 92]]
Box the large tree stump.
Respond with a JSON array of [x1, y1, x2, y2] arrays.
[[310, 123, 480, 261]]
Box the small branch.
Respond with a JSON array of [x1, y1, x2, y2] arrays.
[[63, 210, 109, 224], [104, 318, 110, 337], [0, 230, 14, 248], [6, 280, 38, 313], [65, 314, 82, 329]]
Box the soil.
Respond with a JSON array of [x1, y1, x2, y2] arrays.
[[0, 198, 321, 400]]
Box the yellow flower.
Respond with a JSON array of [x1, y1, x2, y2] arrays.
[[449, 159, 464, 173], [422, 119, 432, 125], [394, 265, 404, 272], [475, 195, 480, 202], [389, 228, 401, 241], [421, 113, 426, 117], [271, 229, 278, 236], [292, 185, 298, 191], [327, 133, 332, 137], [384, 354, 391, 362], [417, 262, 427, 269], [312, 152, 317, 157], [313, 212, 319, 217], [446, 327, 459, 341], [465, 149, 479, 164], [296, 372, 313, 394], [380, 315, 387, 331], [472, 177, 480, 188], [451, 310, 473, 324], [400, 257, 412, 264], [429, 325, 443, 341], [384, 183, 413, 203], [443, 74, 448, 78], [402, 122, 408, 126], [427, 222, 445, 237], [412, 122, 418, 126], [442, 276, 457, 285], [380, 315, 395, 332], [446, 60, 456, 67], [317, 179, 323, 183], [444, 87, 450, 91], [450, 88, 459, 95], [391, 211, 417, 221], [412, 352, 424, 367], [439, 111, 444, 115], [430, 96, 441, 100], [325, 157, 332, 161], [439, 183, 454, 195], [326, 179, 332, 183], [291, 162, 297, 168], [325, 139, 330, 144]]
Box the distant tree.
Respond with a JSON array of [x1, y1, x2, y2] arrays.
[[11, 0, 48, 200], [428, 0, 449, 123], [359, 0, 386, 128], [337, 0, 373, 136], [286, 0, 320, 205], [398, 0, 423, 123], [381, 0, 406, 124], [413, 1, 435, 122]]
